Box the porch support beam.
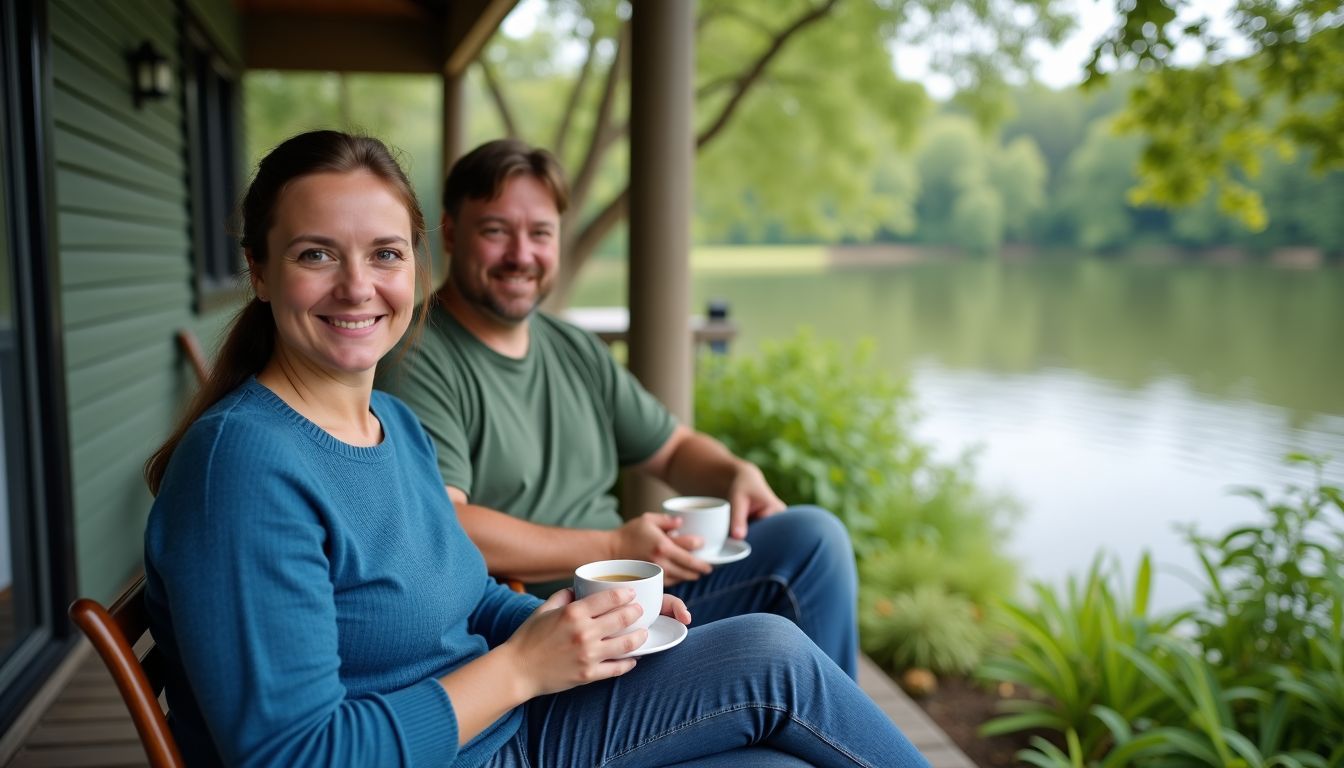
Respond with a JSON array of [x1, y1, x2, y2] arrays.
[[444, 0, 517, 76], [242, 15, 442, 72], [625, 0, 695, 510]]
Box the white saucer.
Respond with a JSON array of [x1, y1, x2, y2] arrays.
[[699, 539, 752, 565], [618, 615, 689, 659]]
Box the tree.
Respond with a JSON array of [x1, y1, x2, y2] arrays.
[[475, 0, 1076, 305], [1086, 0, 1343, 230], [988, 136, 1048, 241], [914, 117, 987, 245], [1057, 120, 1144, 251], [910, 115, 1046, 252]]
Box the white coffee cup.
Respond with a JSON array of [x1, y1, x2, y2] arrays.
[[573, 559, 663, 635], [663, 496, 730, 557]]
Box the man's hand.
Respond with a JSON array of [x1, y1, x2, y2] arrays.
[[611, 513, 713, 585], [727, 462, 786, 539]]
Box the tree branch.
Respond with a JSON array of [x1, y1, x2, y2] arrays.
[[696, 74, 738, 100], [578, 187, 630, 259], [569, 20, 630, 215], [698, 6, 773, 35], [554, 25, 602, 160], [551, 187, 629, 309], [479, 58, 519, 138], [696, 0, 840, 150]]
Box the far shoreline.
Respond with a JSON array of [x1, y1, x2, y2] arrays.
[[579, 243, 1341, 278]]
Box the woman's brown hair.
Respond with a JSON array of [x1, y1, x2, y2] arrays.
[[144, 130, 430, 494]]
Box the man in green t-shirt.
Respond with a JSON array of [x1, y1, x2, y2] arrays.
[[377, 139, 858, 678]]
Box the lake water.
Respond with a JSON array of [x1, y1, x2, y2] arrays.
[[571, 258, 1344, 613]]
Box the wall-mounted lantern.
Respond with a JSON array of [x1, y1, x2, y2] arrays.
[[128, 41, 172, 108]]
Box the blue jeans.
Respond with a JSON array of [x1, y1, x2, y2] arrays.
[[484, 614, 930, 767], [670, 505, 859, 679]]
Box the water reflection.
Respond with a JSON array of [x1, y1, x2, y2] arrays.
[[911, 364, 1344, 612]]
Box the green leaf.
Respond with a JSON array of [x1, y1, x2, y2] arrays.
[[980, 711, 1068, 736], [1152, 728, 1223, 764], [1134, 552, 1152, 617], [1090, 704, 1133, 744], [1221, 728, 1267, 768]]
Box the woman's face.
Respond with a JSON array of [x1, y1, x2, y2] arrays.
[[251, 170, 416, 382]]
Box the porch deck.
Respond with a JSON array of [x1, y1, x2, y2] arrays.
[[4, 644, 975, 767]]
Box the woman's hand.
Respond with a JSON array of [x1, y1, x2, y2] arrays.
[[501, 588, 647, 699]]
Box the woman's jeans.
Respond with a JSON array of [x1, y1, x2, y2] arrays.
[[484, 614, 930, 768], [671, 505, 859, 679]]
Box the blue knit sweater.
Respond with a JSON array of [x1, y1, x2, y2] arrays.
[[144, 378, 541, 767]]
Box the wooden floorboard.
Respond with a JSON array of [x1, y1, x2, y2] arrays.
[[24, 723, 139, 748], [858, 655, 979, 767], [7, 744, 148, 768], [5, 652, 975, 767], [3, 655, 146, 768]]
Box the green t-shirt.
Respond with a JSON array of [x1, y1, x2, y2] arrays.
[[377, 303, 677, 538]]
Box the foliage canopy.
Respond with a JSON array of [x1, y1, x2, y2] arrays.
[[1086, 0, 1344, 230]]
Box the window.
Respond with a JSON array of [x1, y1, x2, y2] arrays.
[[0, 0, 77, 732], [182, 20, 242, 312], [0, 70, 27, 670]]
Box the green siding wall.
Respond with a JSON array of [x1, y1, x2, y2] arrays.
[[50, 0, 241, 603]]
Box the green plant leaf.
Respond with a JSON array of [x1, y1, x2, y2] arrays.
[[1020, 735, 1073, 767], [1101, 729, 1184, 766], [1119, 643, 1189, 709], [1151, 728, 1223, 764], [1221, 728, 1268, 768], [1279, 751, 1328, 768], [1091, 704, 1133, 744], [1134, 552, 1152, 617], [1065, 728, 1085, 768], [980, 711, 1069, 736]]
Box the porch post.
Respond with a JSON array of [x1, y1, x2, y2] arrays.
[[625, 0, 694, 511], [441, 70, 465, 173], [438, 70, 465, 280]]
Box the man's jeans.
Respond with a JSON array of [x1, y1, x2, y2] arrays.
[[486, 614, 929, 767], [670, 505, 859, 679]]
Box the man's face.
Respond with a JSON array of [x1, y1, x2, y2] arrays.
[[446, 174, 561, 326]]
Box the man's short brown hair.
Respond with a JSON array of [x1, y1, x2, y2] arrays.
[[443, 139, 569, 217]]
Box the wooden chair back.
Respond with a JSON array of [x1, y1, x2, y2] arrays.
[[68, 576, 185, 768], [175, 329, 209, 386]]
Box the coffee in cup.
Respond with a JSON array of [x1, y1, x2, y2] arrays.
[[662, 496, 730, 557], [573, 559, 662, 635]]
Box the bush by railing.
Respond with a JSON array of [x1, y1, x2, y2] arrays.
[[694, 330, 1019, 674]]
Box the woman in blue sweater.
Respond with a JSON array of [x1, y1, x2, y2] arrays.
[[143, 130, 929, 768]]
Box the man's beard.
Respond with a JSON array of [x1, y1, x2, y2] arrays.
[[453, 265, 550, 325]]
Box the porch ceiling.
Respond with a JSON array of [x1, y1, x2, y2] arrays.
[[235, 0, 516, 75]]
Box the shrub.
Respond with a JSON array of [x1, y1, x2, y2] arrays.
[[982, 455, 1344, 766], [1181, 453, 1344, 757], [978, 553, 1187, 761], [860, 582, 987, 675], [694, 330, 1020, 674], [1185, 453, 1344, 678], [695, 330, 920, 548]]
